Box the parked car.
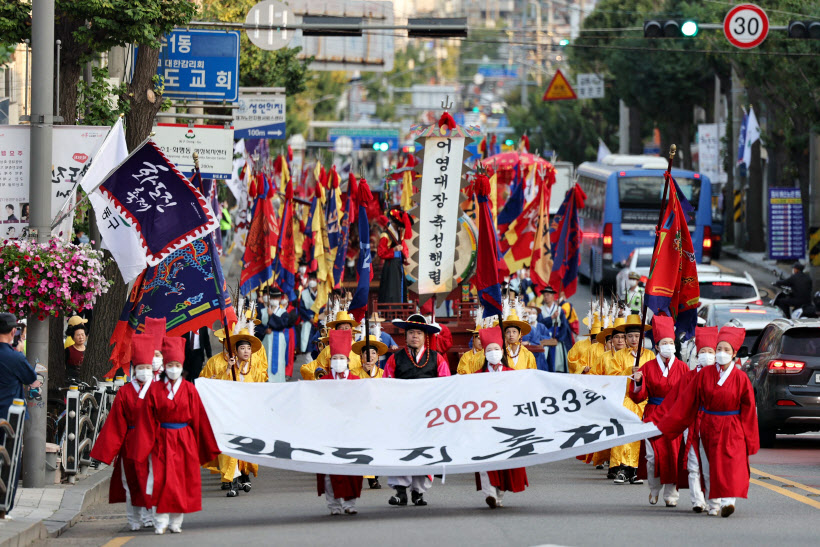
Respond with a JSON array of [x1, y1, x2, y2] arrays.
[[697, 271, 762, 307], [615, 246, 720, 298], [692, 303, 784, 367], [746, 318, 820, 447]]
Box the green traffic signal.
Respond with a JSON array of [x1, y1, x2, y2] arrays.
[[504, 139, 515, 146], [681, 20, 698, 37], [559, 38, 569, 46]]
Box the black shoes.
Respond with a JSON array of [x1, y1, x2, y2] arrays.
[[411, 490, 427, 506], [368, 478, 382, 489], [388, 486, 408, 506]]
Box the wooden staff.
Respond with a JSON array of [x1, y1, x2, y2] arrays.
[[633, 144, 676, 374]]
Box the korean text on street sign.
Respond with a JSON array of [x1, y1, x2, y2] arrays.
[[768, 188, 805, 261], [542, 70, 577, 102], [723, 4, 769, 49], [575, 74, 605, 99], [141, 29, 240, 102], [327, 128, 400, 151], [152, 124, 235, 180], [234, 94, 286, 139]]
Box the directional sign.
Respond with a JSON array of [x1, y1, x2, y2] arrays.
[[576, 73, 605, 99], [141, 29, 240, 102], [152, 124, 235, 180], [724, 4, 769, 49], [328, 128, 400, 151], [234, 94, 286, 139], [768, 188, 805, 261], [246, 0, 293, 51], [542, 70, 577, 102]]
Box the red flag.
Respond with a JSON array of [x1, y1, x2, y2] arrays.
[[240, 174, 277, 295], [530, 165, 556, 292], [473, 173, 504, 317]]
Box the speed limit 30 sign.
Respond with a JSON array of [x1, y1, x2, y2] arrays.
[[724, 3, 769, 49]]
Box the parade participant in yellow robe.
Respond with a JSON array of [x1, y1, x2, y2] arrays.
[[609, 314, 654, 485], [457, 327, 485, 375], [494, 310, 536, 370], [588, 317, 627, 468], [300, 309, 363, 380], [201, 329, 267, 496], [567, 314, 600, 374]]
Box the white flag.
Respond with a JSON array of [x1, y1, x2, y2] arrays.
[[81, 118, 148, 283], [741, 106, 761, 167], [597, 138, 612, 162], [225, 139, 246, 201]]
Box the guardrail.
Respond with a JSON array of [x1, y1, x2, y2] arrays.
[[0, 399, 27, 518]]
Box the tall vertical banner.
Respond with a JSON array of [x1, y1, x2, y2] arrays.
[[417, 137, 465, 295]]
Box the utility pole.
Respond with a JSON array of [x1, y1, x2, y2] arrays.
[[520, 3, 528, 108], [23, 0, 54, 488], [809, 133, 820, 288], [729, 66, 744, 248]]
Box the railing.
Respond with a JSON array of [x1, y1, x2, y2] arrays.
[[0, 400, 26, 518]]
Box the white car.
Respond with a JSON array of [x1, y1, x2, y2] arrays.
[[615, 246, 720, 298], [698, 271, 762, 307]]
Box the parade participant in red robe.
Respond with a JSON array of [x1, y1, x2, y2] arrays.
[[90, 334, 158, 530], [675, 326, 718, 513], [469, 327, 528, 509], [656, 326, 759, 518], [382, 314, 450, 506], [316, 330, 363, 515], [139, 336, 220, 534], [629, 315, 689, 507]]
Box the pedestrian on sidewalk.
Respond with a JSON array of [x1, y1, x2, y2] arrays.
[[0, 313, 39, 513], [64, 316, 88, 381], [90, 334, 158, 530], [138, 336, 219, 534], [656, 326, 759, 518]]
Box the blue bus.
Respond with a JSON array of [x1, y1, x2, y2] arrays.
[[575, 155, 713, 293]]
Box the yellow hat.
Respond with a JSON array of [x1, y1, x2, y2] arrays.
[[352, 335, 388, 356], [493, 311, 531, 336], [588, 319, 602, 336], [327, 310, 358, 329], [614, 314, 652, 334], [245, 309, 261, 326], [582, 312, 601, 327], [612, 317, 627, 331], [230, 328, 262, 354], [369, 311, 387, 323], [67, 315, 88, 327], [596, 327, 614, 345]]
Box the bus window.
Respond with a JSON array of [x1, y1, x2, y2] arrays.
[[618, 177, 700, 210]]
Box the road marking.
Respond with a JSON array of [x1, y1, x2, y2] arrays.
[[711, 260, 736, 274], [101, 537, 133, 547], [750, 467, 820, 495], [750, 479, 820, 510]]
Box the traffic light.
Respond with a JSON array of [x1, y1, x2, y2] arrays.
[[504, 139, 515, 146], [559, 38, 570, 47], [644, 20, 698, 38], [788, 21, 820, 39], [372, 142, 390, 152]]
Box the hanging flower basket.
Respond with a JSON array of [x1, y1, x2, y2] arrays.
[[1, 238, 113, 321]]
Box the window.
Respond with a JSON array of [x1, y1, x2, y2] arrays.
[[618, 176, 701, 210], [699, 281, 757, 300], [713, 306, 783, 326], [780, 328, 820, 357], [754, 326, 777, 354], [635, 253, 652, 268]]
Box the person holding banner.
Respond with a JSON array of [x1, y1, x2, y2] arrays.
[[456, 325, 485, 375], [352, 333, 387, 489], [577, 318, 604, 375], [629, 315, 688, 507], [90, 334, 157, 530], [139, 337, 220, 534], [300, 306, 363, 380], [200, 329, 267, 497], [656, 326, 759, 518], [468, 327, 529, 508], [383, 314, 450, 506], [567, 313, 599, 374], [495, 301, 536, 370], [316, 330, 363, 515]]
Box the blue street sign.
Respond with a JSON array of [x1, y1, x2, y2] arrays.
[[477, 65, 518, 78], [233, 94, 286, 139], [328, 128, 400, 151], [136, 29, 240, 102]]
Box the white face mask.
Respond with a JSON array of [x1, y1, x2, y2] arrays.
[[135, 369, 153, 383], [528, 315, 537, 325], [281, 301, 288, 309], [715, 351, 733, 366], [165, 366, 182, 381], [270, 299, 280, 308], [486, 349, 504, 365], [658, 343, 675, 359], [152, 356, 163, 372], [331, 358, 348, 374], [698, 352, 716, 367], [299, 266, 307, 274], [263, 295, 269, 303], [308, 280, 317, 289], [629, 279, 638, 288]]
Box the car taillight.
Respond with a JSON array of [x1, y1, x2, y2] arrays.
[[754, 299, 763, 305], [603, 223, 613, 260], [640, 275, 648, 284], [703, 226, 712, 258], [768, 360, 805, 374], [776, 400, 799, 406]]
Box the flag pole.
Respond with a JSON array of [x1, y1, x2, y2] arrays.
[[193, 152, 236, 380], [634, 144, 676, 374]]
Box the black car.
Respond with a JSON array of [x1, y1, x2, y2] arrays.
[[746, 318, 820, 447]]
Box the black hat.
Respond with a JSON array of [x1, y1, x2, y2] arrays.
[[392, 313, 441, 335], [269, 287, 284, 298], [0, 313, 23, 332], [540, 286, 557, 294], [793, 262, 805, 271]]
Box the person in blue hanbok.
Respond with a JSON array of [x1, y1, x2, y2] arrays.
[[259, 288, 297, 382], [535, 287, 571, 373], [296, 271, 321, 368], [522, 309, 550, 371]]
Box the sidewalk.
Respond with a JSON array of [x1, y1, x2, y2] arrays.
[[721, 244, 793, 278], [0, 465, 112, 546]]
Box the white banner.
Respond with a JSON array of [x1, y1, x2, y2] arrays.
[[152, 124, 234, 180], [697, 123, 727, 185], [197, 370, 659, 476], [418, 136, 464, 295]]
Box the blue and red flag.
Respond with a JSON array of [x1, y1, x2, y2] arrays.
[[332, 173, 357, 288], [97, 140, 218, 265], [239, 173, 277, 295], [497, 164, 524, 231], [645, 173, 700, 339], [473, 173, 504, 318], [349, 182, 375, 321], [549, 184, 586, 298], [273, 176, 297, 301]]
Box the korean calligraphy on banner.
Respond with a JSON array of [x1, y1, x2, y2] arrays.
[[0, 125, 107, 241], [418, 136, 465, 295], [197, 370, 659, 476]]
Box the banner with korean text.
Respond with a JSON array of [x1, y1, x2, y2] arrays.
[[197, 370, 659, 476]]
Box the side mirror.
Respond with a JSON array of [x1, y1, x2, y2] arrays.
[[737, 347, 749, 359]]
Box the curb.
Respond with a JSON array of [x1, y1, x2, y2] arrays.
[[43, 467, 112, 538], [0, 519, 45, 547]]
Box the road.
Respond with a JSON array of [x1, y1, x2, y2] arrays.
[[36, 256, 816, 547]]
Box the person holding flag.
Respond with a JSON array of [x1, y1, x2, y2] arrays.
[[549, 184, 586, 300], [535, 287, 570, 372], [472, 171, 505, 319], [261, 287, 297, 382], [296, 271, 321, 368]]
